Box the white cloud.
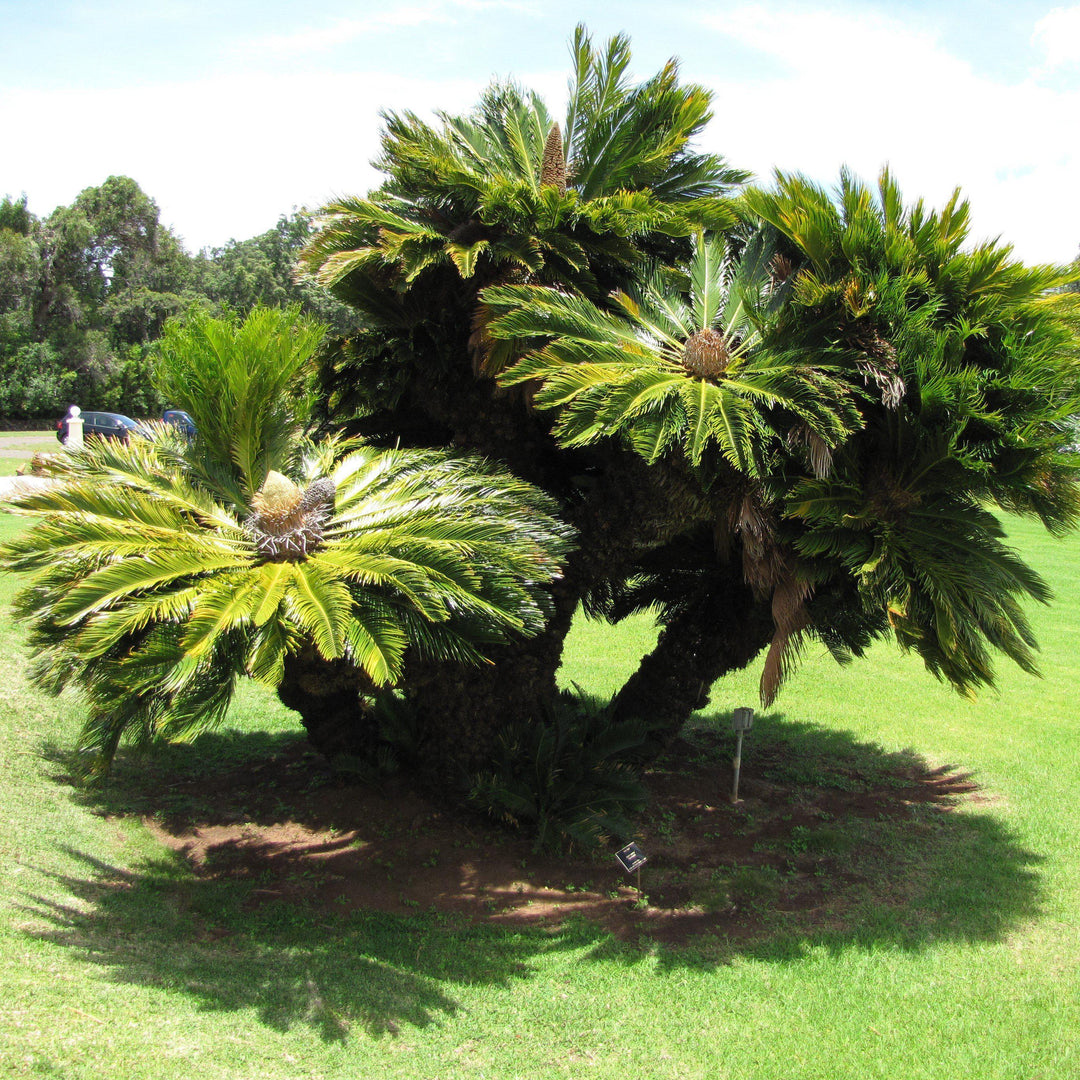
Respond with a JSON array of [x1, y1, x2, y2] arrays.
[[694, 4, 1080, 264], [0, 71, 485, 251], [249, 0, 537, 55], [5, 2, 1077, 264], [1032, 5, 1080, 71], [251, 7, 442, 54]]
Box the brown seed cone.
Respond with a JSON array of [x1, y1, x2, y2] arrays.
[[682, 328, 731, 379], [299, 477, 336, 516], [247, 472, 335, 560], [250, 471, 303, 528], [540, 123, 567, 194]]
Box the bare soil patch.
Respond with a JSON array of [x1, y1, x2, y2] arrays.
[[136, 728, 983, 948]]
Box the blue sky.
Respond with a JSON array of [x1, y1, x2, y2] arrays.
[[2, 0, 1078, 263]]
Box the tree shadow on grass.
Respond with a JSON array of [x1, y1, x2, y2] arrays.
[[17, 845, 604, 1041], [596, 710, 1047, 968], [21, 711, 1047, 1035]]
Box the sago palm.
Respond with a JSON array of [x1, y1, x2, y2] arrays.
[[487, 228, 859, 474], [304, 28, 745, 291], [483, 227, 860, 705], [752, 169, 1080, 696], [1, 307, 572, 778], [486, 170, 1080, 707], [300, 27, 748, 394]]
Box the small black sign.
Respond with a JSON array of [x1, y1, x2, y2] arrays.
[[614, 842, 647, 874]]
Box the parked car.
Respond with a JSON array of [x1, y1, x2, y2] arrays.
[[162, 409, 196, 438], [56, 411, 147, 444]]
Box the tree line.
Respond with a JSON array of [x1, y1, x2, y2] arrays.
[[0, 177, 352, 423]]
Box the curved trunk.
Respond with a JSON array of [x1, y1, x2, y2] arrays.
[[277, 646, 377, 761], [398, 442, 722, 775], [610, 577, 774, 754], [404, 586, 579, 786]]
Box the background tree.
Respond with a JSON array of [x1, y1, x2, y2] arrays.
[[189, 210, 356, 333], [0, 195, 73, 416], [0, 188, 355, 422], [0, 178, 195, 418]]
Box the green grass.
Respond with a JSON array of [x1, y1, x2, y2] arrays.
[[2, 512, 1079, 1078], [0, 432, 59, 476]]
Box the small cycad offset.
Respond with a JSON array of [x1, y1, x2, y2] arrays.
[[2, 306, 572, 778]]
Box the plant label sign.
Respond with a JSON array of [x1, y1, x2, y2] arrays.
[[614, 842, 647, 874]]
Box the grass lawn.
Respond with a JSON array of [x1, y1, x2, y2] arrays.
[[1, 510, 1078, 1078], [0, 432, 60, 477]]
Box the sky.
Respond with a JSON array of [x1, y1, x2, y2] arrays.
[[1, 0, 1078, 264]]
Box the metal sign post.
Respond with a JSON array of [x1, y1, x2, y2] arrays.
[[730, 707, 754, 804], [614, 842, 648, 899]]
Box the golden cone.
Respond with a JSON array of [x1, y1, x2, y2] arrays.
[[682, 329, 730, 379], [540, 124, 567, 194]]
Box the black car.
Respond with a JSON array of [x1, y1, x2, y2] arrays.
[[162, 409, 196, 438], [56, 411, 146, 444]]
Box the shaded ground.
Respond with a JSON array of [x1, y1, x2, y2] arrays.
[[82, 720, 1016, 950]]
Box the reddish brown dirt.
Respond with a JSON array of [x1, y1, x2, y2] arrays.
[[142, 730, 982, 948]]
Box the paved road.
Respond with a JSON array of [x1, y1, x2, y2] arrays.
[[0, 432, 58, 454]]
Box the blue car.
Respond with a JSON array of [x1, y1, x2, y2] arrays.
[[162, 409, 197, 438]]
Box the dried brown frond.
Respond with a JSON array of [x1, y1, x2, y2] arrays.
[[720, 486, 814, 704], [770, 253, 795, 286], [731, 492, 779, 591], [760, 574, 813, 706], [848, 327, 905, 408], [786, 424, 834, 479]]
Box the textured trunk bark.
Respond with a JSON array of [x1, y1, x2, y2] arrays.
[[610, 578, 774, 755], [403, 581, 580, 787], [276, 647, 378, 761]]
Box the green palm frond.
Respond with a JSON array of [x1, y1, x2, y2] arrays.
[[299, 28, 749, 399], [789, 482, 1052, 694], [343, 596, 409, 686], [759, 163, 1080, 696], [490, 229, 858, 471], [3, 342, 572, 777], [153, 305, 325, 502], [562, 26, 748, 203], [689, 230, 726, 326], [284, 560, 352, 660]]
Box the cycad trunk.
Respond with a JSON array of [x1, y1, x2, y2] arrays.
[[403, 583, 580, 784], [278, 581, 772, 788], [277, 647, 379, 761], [275, 452, 774, 789], [609, 577, 775, 754], [293, 345, 775, 787]]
